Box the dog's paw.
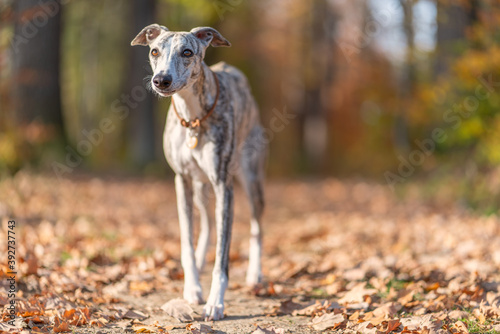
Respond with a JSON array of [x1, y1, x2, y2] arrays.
[[202, 301, 224, 321], [183, 285, 204, 305], [246, 270, 262, 287]]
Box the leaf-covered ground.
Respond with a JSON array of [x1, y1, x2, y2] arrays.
[[0, 173, 499, 333]]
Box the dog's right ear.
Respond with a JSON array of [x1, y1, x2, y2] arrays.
[[131, 24, 168, 46]]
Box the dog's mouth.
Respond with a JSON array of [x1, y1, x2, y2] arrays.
[[153, 87, 176, 97]]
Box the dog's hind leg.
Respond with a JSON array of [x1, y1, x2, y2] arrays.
[[243, 180, 264, 287], [175, 175, 204, 304], [238, 126, 266, 287], [193, 181, 212, 272]]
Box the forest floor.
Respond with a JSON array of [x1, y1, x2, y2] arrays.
[[0, 172, 500, 334]]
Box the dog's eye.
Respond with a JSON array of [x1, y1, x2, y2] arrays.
[[151, 48, 159, 57], [182, 49, 193, 57]]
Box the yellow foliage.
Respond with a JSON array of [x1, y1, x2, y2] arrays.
[[457, 118, 484, 141], [453, 46, 500, 84], [480, 116, 500, 164]]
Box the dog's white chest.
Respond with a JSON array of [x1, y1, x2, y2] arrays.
[[164, 125, 213, 182]]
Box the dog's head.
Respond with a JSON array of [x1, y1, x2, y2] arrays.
[[131, 24, 230, 97]]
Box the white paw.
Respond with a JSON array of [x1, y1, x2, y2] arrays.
[[203, 301, 225, 321], [203, 273, 227, 321], [246, 271, 262, 287], [183, 284, 204, 305]]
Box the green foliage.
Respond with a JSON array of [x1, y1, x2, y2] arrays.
[[158, 0, 217, 28]]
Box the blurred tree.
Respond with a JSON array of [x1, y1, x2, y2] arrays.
[[394, 0, 416, 152], [11, 0, 64, 137], [434, 0, 478, 76], [300, 0, 337, 173], [126, 0, 157, 167]]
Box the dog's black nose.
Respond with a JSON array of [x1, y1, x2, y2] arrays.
[[153, 74, 172, 89]]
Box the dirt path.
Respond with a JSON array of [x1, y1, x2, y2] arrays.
[[0, 173, 499, 333]]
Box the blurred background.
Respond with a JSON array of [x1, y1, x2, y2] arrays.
[[1, 0, 500, 212]]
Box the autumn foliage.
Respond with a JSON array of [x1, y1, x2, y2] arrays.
[[1, 174, 499, 333]]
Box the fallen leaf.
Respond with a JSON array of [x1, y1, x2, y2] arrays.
[[384, 319, 402, 333], [44, 295, 76, 310], [397, 291, 415, 306], [186, 323, 213, 333], [90, 318, 108, 327], [59, 307, 90, 326], [352, 321, 377, 334], [32, 326, 50, 334], [0, 322, 17, 331], [267, 299, 307, 316], [16, 300, 43, 317], [346, 301, 370, 310], [252, 325, 285, 334], [112, 307, 148, 320], [338, 283, 377, 304], [292, 300, 324, 316], [122, 309, 148, 320], [452, 320, 469, 334], [400, 315, 442, 331], [476, 300, 500, 318], [27, 315, 50, 324], [113, 319, 132, 329], [364, 312, 385, 327], [130, 281, 154, 294], [308, 313, 344, 331], [53, 317, 70, 333], [164, 324, 185, 330], [292, 299, 340, 317], [349, 310, 360, 321], [425, 282, 440, 292], [448, 310, 469, 320], [372, 302, 402, 319], [132, 324, 158, 333], [161, 298, 194, 322]]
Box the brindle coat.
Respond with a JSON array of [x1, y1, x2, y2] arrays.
[[131, 24, 266, 321]]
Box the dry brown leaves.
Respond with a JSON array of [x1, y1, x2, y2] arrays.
[[1, 174, 500, 333]]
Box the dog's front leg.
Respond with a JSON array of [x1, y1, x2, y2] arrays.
[[203, 181, 234, 321], [174, 174, 203, 304]]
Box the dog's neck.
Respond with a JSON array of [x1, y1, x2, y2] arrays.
[[172, 62, 217, 122]]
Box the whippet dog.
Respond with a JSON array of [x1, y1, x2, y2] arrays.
[[131, 24, 266, 321]]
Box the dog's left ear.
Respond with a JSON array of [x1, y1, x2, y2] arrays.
[[191, 27, 231, 47]]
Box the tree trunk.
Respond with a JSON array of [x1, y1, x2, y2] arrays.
[[435, 0, 477, 76], [300, 0, 335, 173], [126, 0, 157, 168], [393, 0, 416, 152], [11, 0, 64, 135]]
